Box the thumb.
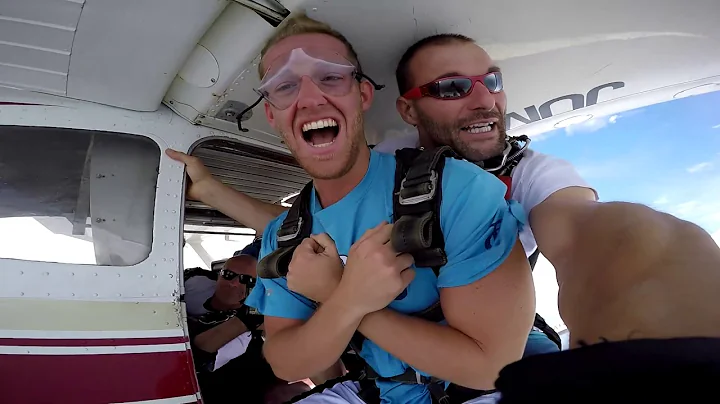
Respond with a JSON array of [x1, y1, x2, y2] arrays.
[[310, 233, 338, 256], [400, 268, 416, 287]]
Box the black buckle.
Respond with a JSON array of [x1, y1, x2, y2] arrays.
[[277, 217, 303, 242], [398, 170, 438, 205]]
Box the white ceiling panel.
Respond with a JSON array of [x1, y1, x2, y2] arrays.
[[0, 0, 84, 29], [0, 42, 70, 75], [0, 18, 76, 53], [0, 63, 66, 94]]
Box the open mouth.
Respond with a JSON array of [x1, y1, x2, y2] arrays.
[[301, 118, 340, 148], [461, 122, 496, 134]]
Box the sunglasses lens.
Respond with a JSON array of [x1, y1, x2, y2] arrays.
[[434, 78, 473, 99], [221, 270, 237, 281], [484, 72, 503, 93]]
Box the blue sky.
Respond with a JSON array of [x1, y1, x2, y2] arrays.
[[530, 90, 720, 236]]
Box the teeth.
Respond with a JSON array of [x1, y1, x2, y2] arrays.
[[302, 118, 338, 133], [311, 140, 335, 148], [463, 122, 494, 134]]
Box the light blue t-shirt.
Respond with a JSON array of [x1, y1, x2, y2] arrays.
[[246, 150, 527, 404]]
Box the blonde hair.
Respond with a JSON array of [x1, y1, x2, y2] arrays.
[[258, 13, 362, 78]]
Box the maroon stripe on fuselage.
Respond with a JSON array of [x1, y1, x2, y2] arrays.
[[0, 350, 198, 404], [0, 336, 188, 347]]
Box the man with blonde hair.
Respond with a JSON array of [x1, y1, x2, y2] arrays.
[[169, 13, 720, 404]]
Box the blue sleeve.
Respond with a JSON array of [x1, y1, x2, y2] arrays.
[[437, 159, 527, 288], [244, 212, 316, 320]]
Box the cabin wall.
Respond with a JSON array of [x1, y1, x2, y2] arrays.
[[0, 91, 276, 404]]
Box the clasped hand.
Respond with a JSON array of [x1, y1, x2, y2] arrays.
[[287, 222, 415, 315]]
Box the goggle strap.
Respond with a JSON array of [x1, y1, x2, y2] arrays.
[[237, 95, 264, 133]]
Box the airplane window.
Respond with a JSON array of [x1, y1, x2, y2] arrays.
[[0, 126, 160, 266]]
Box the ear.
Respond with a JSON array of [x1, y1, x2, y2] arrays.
[[264, 101, 276, 127], [396, 97, 418, 126], [359, 80, 375, 112]]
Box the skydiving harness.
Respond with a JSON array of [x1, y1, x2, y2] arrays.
[[257, 135, 561, 404]]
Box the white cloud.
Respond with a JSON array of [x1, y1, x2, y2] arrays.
[[686, 162, 714, 174], [713, 230, 720, 246], [608, 115, 618, 124], [712, 124, 720, 129], [564, 116, 612, 136], [653, 195, 670, 205]]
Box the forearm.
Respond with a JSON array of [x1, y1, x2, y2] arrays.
[[201, 179, 287, 233], [194, 317, 248, 353], [555, 202, 720, 344], [263, 293, 363, 381], [358, 309, 504, 390]]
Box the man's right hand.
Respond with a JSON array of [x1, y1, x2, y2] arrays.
[[165, 149, 220, 202], [336, 222, 415, 316]]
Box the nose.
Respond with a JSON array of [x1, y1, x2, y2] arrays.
[[466, 80, 496, 112], [295, 75, 328, 110]]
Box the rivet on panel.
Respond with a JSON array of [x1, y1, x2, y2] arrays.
[[170, 242, 175, 246], [169, 258, 174, 262], [138, 274, 143, 278], [20, 292, 24, 296], [153, 275, 158, 279], [169, 274, 174, 278], [46, 293, 50, 296], [117, 293, 122, 297], [71, 293, 75, 296], [117, 273, 121, 277], [153, 310, 157, 314], [71, 272, 75, 276], [171, 226, 176, 230], [94, 273, 98, 276], [94, 293, 99, 297], [19, 271, 23, 275]]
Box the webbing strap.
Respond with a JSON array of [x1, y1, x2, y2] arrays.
[[392, 146, 459, 274], [256, 181, 314, 279]]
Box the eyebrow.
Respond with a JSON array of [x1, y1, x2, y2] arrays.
[[432, 65, 502, 81]]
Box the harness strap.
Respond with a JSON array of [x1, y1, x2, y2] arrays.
[[392, 146, 459, 274], [256, 181, 314, 279]]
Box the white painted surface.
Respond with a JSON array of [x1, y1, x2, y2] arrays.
[[65, 0, 228, 111]]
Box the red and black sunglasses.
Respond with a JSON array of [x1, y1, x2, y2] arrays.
[[402, 71, 503, 100]]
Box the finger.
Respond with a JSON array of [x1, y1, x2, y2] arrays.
[[400, 268, 416, 287], [310, 233, 337, 255], [165, 149, 191, 164], [394, 252, 415, 272], [367, 222, 393, 245], [297, 237, 320, 255], [356, 221, 389, 246]]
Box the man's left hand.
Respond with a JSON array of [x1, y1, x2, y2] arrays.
[[287, 233, 343, 303]]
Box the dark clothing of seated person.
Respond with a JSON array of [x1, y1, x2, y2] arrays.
[[187, 255, 290, 403]]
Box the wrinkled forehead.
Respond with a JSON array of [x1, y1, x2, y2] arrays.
[[260, 47, 355, 83]]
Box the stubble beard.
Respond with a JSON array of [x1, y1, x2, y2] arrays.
[[416, 108, 508, 163]]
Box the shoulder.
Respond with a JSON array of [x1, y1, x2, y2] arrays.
[[259, 211, 289, 259], [373, 131, 420, 154], [442, 157, 507, 199], [513, 149, 577, 178]]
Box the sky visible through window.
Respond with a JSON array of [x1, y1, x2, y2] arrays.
[[529, 90, 720, 331]]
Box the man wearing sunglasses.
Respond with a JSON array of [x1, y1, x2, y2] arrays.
[[168, 14, 720, 404], [187, 255, 271, 403], [239, 13, 534, 404]]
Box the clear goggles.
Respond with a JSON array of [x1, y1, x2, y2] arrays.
[[237, 48, 383, 132]]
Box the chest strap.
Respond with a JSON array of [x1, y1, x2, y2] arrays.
[[256, 181, 314, 279]]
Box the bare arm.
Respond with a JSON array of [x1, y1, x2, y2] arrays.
[[530, 187, 720, 344], [194, 317, 248, 353], [357, 241, 534, 390], [166, 149, 286, 233], [199, 176, 287, 233], [261, 293, 363, 382]]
